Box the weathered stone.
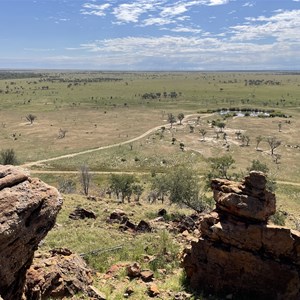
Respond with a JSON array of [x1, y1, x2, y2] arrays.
[[136, 220, 152, 232], [140, 270, 154, 282], [126, 263, 141, 278], [182, 172, 300, 300], [211, 171, 276, 222], [69, 207, 97, 220], [147, 283, 160, 297], [0, 165, 62, 300], [121, 220, 136, 231], [107, 209, 127, 223], [24, 249, 93, 299]]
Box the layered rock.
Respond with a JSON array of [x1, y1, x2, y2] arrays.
[[183, 171, 300, 300], [0, 165, 62, 300]]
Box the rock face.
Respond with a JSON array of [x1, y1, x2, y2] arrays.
[[182, 171, 300, 300], [0, 165, 62, 300]]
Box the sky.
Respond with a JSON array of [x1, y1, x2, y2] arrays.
[[0, 0, 300, 70]]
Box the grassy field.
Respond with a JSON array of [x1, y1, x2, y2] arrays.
[[1, 70, 300, 298]]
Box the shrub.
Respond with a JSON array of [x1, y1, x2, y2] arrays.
[[0, 148, 18, 165]]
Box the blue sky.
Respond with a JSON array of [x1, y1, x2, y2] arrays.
[[0, 0, 300, 70]]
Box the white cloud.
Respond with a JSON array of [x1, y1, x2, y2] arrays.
[[243, 2, 254, 7], [208, 0, 229, 6], [112, 1, 158, 23], [231, 9, 300, 43], [143, 17, 174, 26], [81, 3, 111, 16]]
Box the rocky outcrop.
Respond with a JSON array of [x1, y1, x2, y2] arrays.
[[0, 165, 62, 300], [182, 171, 300, 300], [24, 248, 96, 299]]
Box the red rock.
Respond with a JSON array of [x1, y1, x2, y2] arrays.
[[182, 172, 300, 300], [147, 283, 160, 297], [0, 165, 62, 300], [140, 270, 154, 282], [24, 249, 93, 299], [126, 262, 141, 278]]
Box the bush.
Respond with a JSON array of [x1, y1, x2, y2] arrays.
[[0, 148, 18, 165], [270, 210, 286, 226]]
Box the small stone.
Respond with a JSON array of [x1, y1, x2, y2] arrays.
[[140, 270, 154, 282], [147, 283, 160, 297], [126, 263, 141, 278]]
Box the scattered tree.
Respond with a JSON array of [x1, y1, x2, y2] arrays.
[[267, 137, 281, 156], [109, 174, 135, 202], [168, 113, 176, 128], [199, 128, 207, 141], [278, 122, 282, 132], [132, 183, 144, 202], [189, 125, 195, 133], [255, 135, 263, 150], [150, 174, 169, 203], [177, 113, 184, 125], [241, 135, 250, 146], [247, 159, 269, 174], [167, 166, 208, 212], [207, 155, 235, 181], [79, 164, 91, 196], [0, 148, 18, 165], [26, 114, 37, 125], [216, 121, 226, 132]]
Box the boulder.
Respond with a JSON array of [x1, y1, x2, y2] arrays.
[[182, 172, 300, 300], [211, 171, 276, 222], [24, 248, 94, 299], [0, 165, 62, 300], [69, 207, 97, 220], [107, 209, 128, 223], [136, 220, 152, 232]]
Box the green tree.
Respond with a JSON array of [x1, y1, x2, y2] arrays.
[[167, 166, 209, 212], [267, 137, 281, 156], [109, 174, 135, 202], [151, 174, 169, 203], [216, 121, 226, 132], [247, 159, 269, 174], [0, 148, 18, 165], [132, 183, 144, 202], [168, 113, 176, 128], [207, 155, 235, 180], [177, 113, 184, 125]]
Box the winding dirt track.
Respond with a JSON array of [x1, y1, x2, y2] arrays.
[[21, 114, 202, 168], [21, 114, 300, 188]]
